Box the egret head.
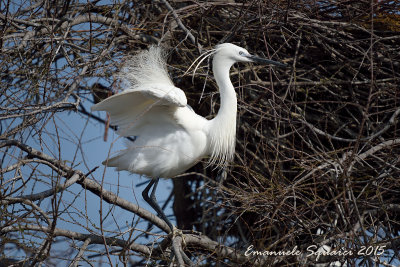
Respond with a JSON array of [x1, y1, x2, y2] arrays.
[[214, 43, 287, 68], [187, 43, 286, 84]]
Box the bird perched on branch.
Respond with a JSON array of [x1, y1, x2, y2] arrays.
[[92, 43, 286, 230]]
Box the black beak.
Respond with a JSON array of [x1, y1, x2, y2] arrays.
[[247, 54, 287, 68]]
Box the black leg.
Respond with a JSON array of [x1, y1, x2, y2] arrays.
[[142, 178, 174, 231]]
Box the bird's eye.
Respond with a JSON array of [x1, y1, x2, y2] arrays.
[[239, 51, 245, 56]]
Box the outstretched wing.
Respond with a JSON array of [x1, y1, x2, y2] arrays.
[[91, 45, 188, 136], [91, 84, 187, 137]]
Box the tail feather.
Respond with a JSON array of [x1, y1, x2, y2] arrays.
[[102, 153, 131, 171]]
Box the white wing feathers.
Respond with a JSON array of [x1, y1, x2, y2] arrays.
[[139, 84, 187, 107], [91, 85, 186, 137], [91, 46, 187, 137]]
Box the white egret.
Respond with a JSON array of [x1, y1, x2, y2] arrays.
[[92, 43, 286, 230]]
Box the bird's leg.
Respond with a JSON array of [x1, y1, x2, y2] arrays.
[[143, 180, 192, 265], [142, 178, 174, 231]]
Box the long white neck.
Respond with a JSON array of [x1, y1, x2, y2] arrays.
[[207, 55, 237, 167]]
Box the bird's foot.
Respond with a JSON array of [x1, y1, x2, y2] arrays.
[[171, 226, 186, 247], [180, 229, 202, 236]]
